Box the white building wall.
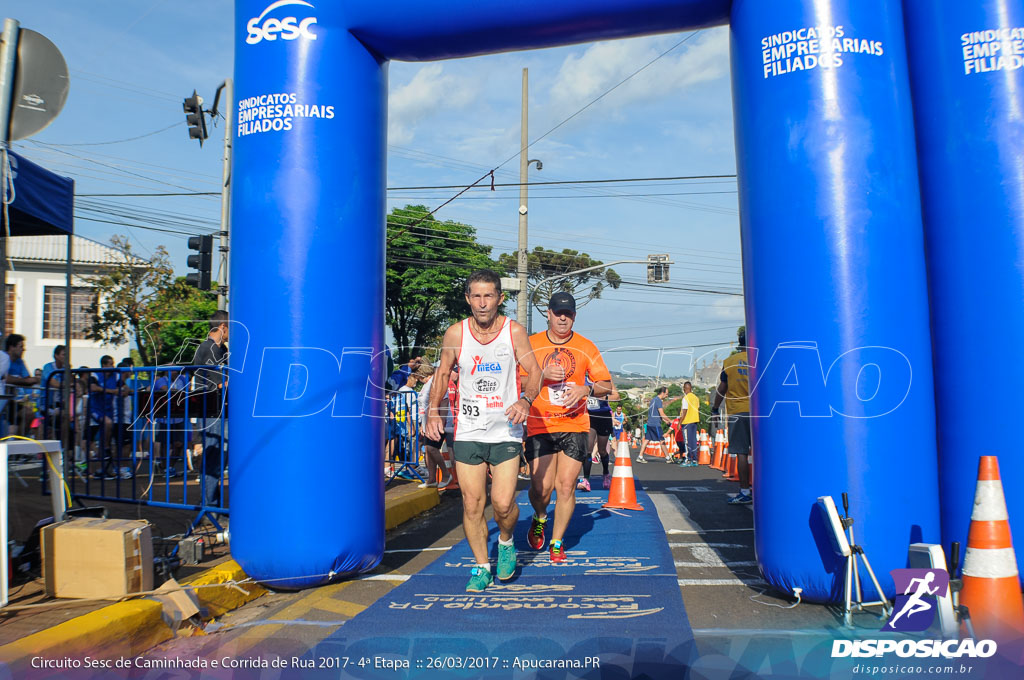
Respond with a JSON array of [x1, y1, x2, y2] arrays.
[[8, 270, 125, 372]]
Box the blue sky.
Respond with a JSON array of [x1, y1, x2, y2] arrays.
[[7, 1, 745, 377]]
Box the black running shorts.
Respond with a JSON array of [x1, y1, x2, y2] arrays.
[[588, 412, 614, 437], [524, 431, 590, 462], [727, 413, 751, 455]]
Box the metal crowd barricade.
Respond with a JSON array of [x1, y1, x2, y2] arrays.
[[0, 384, 43, 442], [385, 389, 422, 485], [1, 385, 48, 491], [39, 365, 229, 538]]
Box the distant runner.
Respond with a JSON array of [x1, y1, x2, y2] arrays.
[[637, 386, 670, 463], [612, 406, 625, 441], [425, 270, 541, 592], [524, 292, 612, 563], [581, 381, 619, 491]]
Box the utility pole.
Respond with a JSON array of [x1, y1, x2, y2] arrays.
[[516, 68, 529, 329], [210, 79, 233, 311], [0, 18, 21, 337]]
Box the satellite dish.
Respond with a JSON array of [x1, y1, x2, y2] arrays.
[[9, 28, 70, 141]]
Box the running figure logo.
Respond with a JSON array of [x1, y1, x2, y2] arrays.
[[885, 568, 949, 632]]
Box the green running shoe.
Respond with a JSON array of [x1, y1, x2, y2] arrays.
[[496, 543, 517, 581], [465, 566, 493, 592]]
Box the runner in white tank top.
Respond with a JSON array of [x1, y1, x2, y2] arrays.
[[455, 318, 523, 443], [425, 270, 542, 593]]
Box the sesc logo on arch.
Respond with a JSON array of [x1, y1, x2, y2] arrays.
[[246, 0, 318, 46]]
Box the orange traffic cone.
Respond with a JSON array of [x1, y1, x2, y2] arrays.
[[605, 433, 643, 511], [960, 456, 1024, 640], [710, 431, 722, 469], [646, 439, 665, 459], [748, 446, 753, 486], [712, 429, 725, 469], [437, 446, 459, 490], [698, 436, 711, 465], [725, 453, 739, 481]]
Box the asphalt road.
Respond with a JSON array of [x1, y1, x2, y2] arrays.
[[140, 449, 895, 677]]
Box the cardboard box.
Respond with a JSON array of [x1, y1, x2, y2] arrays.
[[42, 518, 153, 599]]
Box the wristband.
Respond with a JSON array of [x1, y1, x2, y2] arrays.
[[588, 385, 595, 397], [522, 395, 534, 406]]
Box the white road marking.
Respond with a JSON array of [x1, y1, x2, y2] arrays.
[[678, 578, 765, 587], [384, 547, 453, 553], [675, 560, 758, 568], [664, 486, 715, 492], [666, 528, 753, 534], [651, 491, 761, 582], [649, 492, 704, 533], [583, 507, 632, 518], [692, 628, 836, 637], [356, 574, 411, 582]]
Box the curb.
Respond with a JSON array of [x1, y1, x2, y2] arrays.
[[0, 486, 442, 670], [0, 600, 173, 672], [184, 559, 268, 619], [385, 486, 440, 530]]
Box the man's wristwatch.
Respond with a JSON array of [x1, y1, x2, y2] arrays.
[[522, 395, 534, 405]]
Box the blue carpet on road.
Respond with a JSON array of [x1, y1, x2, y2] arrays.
[[294, 486, 695, 679]]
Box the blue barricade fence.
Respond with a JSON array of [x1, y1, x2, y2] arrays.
[[385, 389, 423, 485], [35, 365, 229, 534]]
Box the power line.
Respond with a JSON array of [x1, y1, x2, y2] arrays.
[[388, 174, 736, 190], [77, 191, 219, 197], [73, 215, 217, 238], [30, 121, 183, 147], [494, 30, 703, 171], [393, 30, 705, 236], [388, 190, 738, 199]]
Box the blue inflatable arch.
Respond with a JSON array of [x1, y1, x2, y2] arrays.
[[230, 0, 1024, 600]]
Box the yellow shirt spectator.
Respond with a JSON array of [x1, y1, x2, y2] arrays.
[[721, 350, 750, 414], [682, 392, 700, 424]]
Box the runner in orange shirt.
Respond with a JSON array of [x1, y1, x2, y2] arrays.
[[524, 292, 612, 563]]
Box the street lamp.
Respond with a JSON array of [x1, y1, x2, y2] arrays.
[[526, 254, 674, 333]]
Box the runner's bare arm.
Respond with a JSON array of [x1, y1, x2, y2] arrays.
[[590, 380, 613, 398], [506, 321, 541, 424], [426, 323, 461, 440]]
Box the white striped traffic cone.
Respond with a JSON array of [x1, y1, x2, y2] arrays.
[[960, 456, 1024, 639], [604, 431, 643, 511]]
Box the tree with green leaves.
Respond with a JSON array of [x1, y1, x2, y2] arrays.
[[142, 280, 219, 365], [497, 247, 620, 315], [387, 205, 496, 362], [86, 235, 217, 366]]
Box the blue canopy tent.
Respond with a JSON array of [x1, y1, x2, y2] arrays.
[[2, 148, 74, 450], [5, 149, 73, 236]]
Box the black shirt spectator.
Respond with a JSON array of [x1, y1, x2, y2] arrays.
[[192, 310, 229, 395]]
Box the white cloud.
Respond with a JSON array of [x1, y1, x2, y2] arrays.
[[548, 28, 730, 119], [388, 65, 478, 144], [709, 296, 746, 321]]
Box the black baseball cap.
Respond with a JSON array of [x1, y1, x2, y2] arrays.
[[549, 292, 576, 314]]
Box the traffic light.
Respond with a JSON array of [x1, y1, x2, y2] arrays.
[[186, 235, 214, 290], [647, 253, 671, 283], [183, 90, 207, 146]]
